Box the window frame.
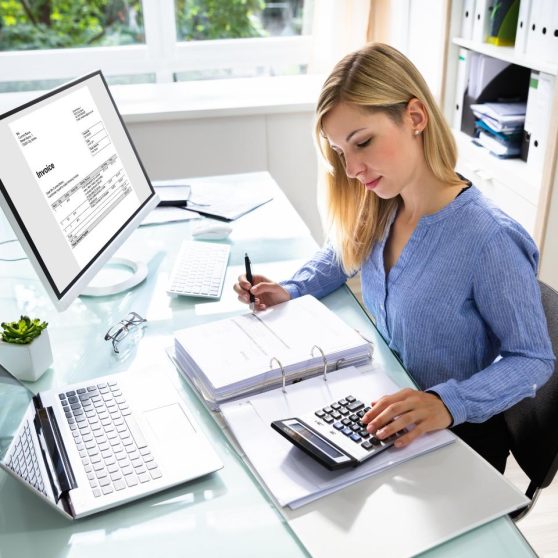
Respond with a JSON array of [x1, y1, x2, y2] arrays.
[[0, 0, 313, 85]]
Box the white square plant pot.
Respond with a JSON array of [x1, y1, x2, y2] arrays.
[[0, 329, 53, 382]]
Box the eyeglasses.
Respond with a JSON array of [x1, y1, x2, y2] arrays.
[[104, 312, 147, 354]]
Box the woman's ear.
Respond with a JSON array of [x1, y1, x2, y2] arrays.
[[406, 98, 428, 133]]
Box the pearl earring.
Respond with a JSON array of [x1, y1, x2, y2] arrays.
[[414, 130, 421, 136]]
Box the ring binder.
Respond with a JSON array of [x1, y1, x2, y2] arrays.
[[173, 295, 375, 409], [311, 345, 328, 382], [270, 357, 287, 393]]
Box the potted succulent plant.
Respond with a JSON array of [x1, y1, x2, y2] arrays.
[[0, 316, 53, 381]]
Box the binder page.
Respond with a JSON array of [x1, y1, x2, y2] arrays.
[[220, 363, 455, 509], [175, 295, 368, 391]]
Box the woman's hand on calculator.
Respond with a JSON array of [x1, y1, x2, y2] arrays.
[[361, 388, 453, 448]]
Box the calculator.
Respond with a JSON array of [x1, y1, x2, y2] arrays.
[[271, 395, 404, 470]]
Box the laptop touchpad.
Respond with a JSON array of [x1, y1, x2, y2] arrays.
[[143, 403, 196, 445]]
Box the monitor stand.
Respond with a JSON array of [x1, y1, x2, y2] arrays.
[[80, 257, 147, 297]]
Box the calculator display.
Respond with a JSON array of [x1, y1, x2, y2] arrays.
[[289, 421, 344, 459]]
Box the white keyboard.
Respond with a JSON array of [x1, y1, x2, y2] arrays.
[[167, 240, 230, 299]]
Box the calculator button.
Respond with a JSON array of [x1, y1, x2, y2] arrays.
[[322, 414, 334, 424], [315, 410, 325, 418], [350, 434, 361, 443], [359, 430, 370, 438], [331, 403, 341, 410], [346, 396, 356, 403], [370, 436, 382, 446], [349, 414, 359, 422], [342, 427, 352, 436], [346, 401, 364, 413], [338, 407, 349, 416], [338, 399, 348, 406], [341, 418, 351, 426], [323, 406, 333, 414], [331, 411, 341, 420], [361, 440, 373, 450], [333, 422, 344, 430], [350, 424, 360, 432]]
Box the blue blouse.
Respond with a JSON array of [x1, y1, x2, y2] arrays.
[[280, 186, 555, 426]]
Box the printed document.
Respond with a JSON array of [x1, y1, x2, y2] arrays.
[[220, 364, 455, 509]]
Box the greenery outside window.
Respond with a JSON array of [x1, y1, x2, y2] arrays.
[[0, 0, 313, 92]]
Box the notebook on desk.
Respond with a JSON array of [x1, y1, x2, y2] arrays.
[[0, 363, 223, 519]]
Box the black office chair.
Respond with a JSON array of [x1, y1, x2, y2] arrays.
[[504, 279, 558, 521]]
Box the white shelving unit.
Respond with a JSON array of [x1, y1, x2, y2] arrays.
[[442, 0, 558, 291]]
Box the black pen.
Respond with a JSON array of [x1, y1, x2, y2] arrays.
[[244, 252, 256, 312]]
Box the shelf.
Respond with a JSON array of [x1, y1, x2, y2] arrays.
[[453, 38, 558, 76], [453, 130, 541, 206]]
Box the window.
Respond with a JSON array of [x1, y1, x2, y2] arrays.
[[0, 0, 313, 92]]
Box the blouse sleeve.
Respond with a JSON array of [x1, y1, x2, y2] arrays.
[[280, 244, 351, 300], [430, 226, 555, 425]]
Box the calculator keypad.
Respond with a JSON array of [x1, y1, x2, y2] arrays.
[[315, 395, 401, 451]]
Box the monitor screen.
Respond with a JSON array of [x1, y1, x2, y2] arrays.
[[0, 71, 158, 310]]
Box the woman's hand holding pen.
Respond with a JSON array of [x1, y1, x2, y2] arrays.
[[361, 388, 453, 448], [234, 274, 291, 311]]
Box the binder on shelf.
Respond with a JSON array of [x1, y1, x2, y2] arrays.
[[460, 0, 475, 39], [172, 295, 373, 409], [473, 0, 496, 43], [525, 0, 550, 60], [523, 71, 555, 168], [487, 0, 520, 45], [514, 0, 531, 55], [547, 0, 558, 58], [453, 48, 470, 130]]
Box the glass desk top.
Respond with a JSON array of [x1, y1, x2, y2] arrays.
[[0, 173, 535, 558]]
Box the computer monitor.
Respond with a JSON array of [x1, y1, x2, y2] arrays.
[[0, 71, 158, 311]]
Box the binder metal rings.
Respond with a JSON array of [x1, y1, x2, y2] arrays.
[[311, 345, 328, 382], [270, 357, 287, 393]]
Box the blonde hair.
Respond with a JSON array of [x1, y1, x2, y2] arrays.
[[315, 43, 463, 274]]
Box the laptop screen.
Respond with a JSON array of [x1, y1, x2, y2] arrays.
[[0, 363, 34, 462]]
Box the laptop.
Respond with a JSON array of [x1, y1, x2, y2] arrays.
[[0, 362, 223, 519]]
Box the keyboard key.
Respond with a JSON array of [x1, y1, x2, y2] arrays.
[[126, 475, 139, 487], [150, 468, 162, 480], [114, 479, 126, 491], [138, 472, 150, 484]]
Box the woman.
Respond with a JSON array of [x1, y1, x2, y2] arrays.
[[233, 43, 554, 473]]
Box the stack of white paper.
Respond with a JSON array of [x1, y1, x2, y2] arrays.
[[174, 295, 372, 408], [220, 364, 455, 509]]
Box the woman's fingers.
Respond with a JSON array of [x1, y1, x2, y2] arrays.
[[362, 389, 453, 448]]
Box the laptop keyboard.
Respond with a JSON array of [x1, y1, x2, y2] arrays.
[[60, 380, 161, 498], [167, 240, 230, 298], [6, 421, 47, 496]]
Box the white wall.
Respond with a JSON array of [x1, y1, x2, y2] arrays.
[[125, 110, 323, 243]]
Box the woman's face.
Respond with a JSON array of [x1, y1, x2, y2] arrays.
[[322, 101, 424, 199]]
